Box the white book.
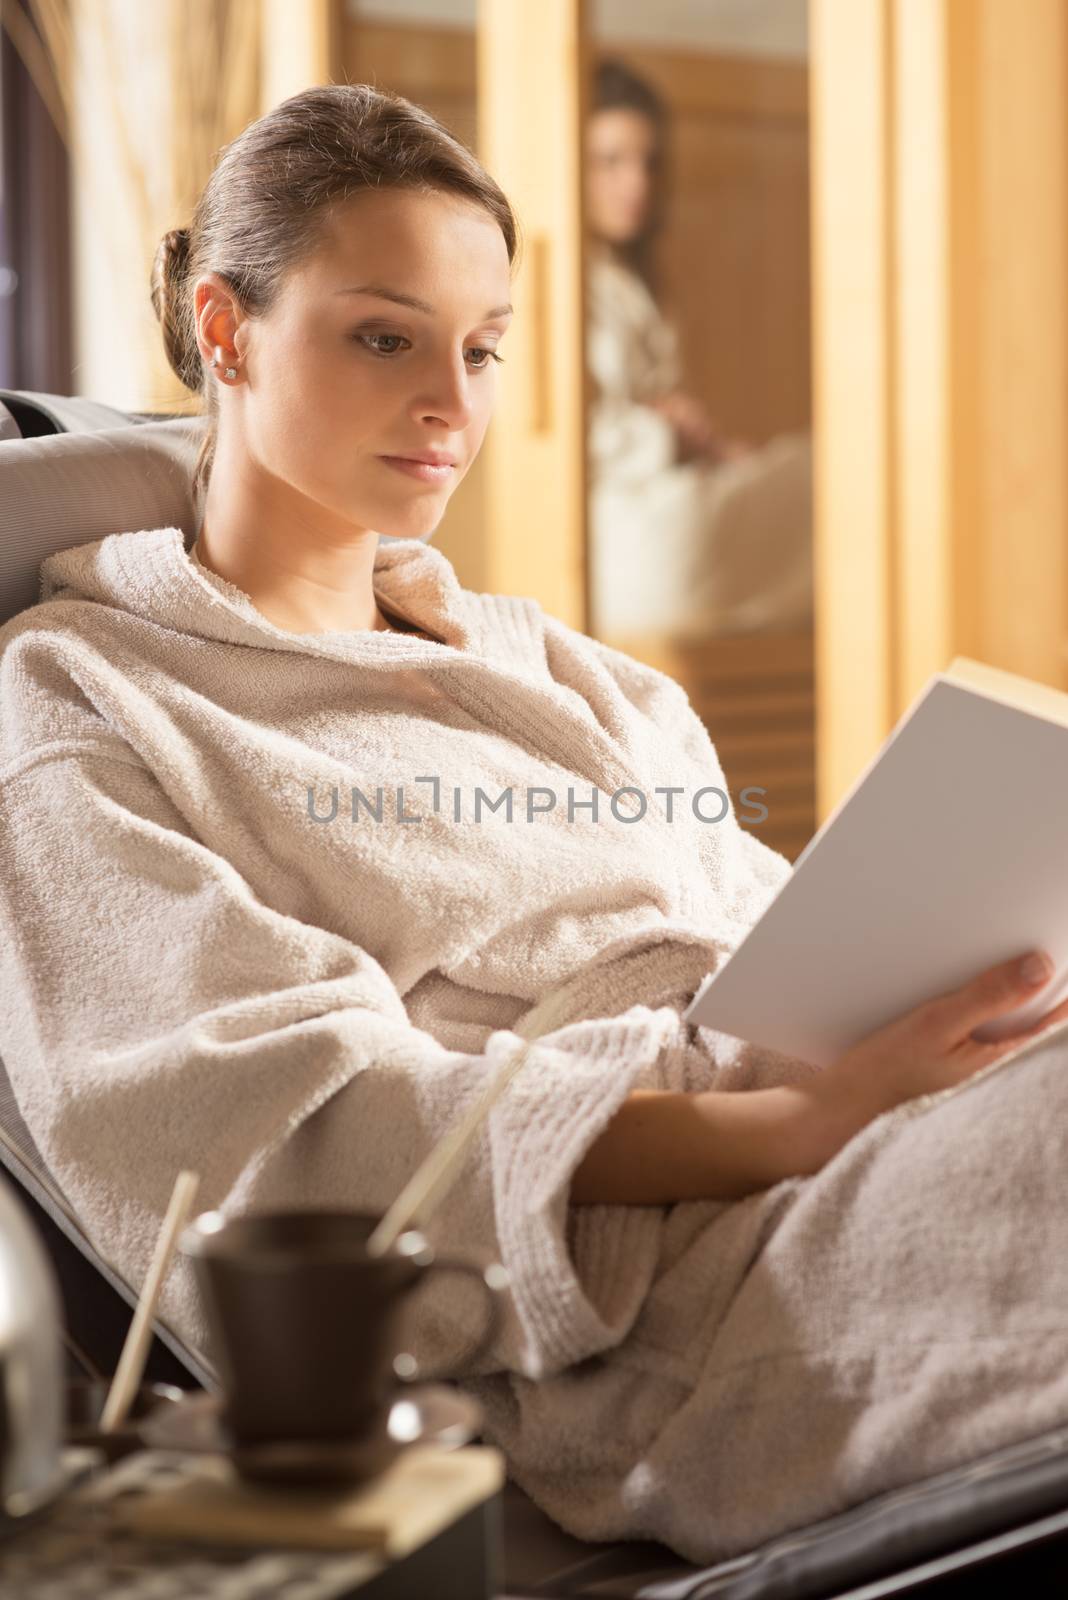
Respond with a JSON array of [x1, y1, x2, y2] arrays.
[[684, 655, 1068, 1068]]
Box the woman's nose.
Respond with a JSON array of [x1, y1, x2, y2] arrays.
[[414, 360, 475, 431]]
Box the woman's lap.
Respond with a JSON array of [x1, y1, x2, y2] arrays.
[[478, 1024, 1068, 1564]]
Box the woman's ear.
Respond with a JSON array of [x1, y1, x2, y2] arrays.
[[193, 273, 243, 366]]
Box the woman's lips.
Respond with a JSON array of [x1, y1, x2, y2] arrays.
[[378, 456, 456, 484]]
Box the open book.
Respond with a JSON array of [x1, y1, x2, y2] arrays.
[[684, 655, 1068, 1068]]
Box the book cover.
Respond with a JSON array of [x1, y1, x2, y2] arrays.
[[683, 656, 1068, 1067]]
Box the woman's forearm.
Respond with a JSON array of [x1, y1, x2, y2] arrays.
[[569, 1085, 848, 1206]]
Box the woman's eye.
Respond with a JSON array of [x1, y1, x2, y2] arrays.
[[466, 347, 505, 369], [355, 333, 504, 369], [358, 333, 407, 356]]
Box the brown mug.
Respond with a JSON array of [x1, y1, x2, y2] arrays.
[[179, 1208, 507, 1448]]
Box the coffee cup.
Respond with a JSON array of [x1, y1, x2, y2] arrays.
[[179, 1208, 506, 1448]]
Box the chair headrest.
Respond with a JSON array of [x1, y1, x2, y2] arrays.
[[1, 413, 206, 628], [0, 388, 136, 438]]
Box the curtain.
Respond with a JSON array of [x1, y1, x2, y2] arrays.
[[0, 4, 72, 391]]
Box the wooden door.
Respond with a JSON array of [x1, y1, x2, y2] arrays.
[[476, 0, 590, 629], [810, 0, 1068, 819]]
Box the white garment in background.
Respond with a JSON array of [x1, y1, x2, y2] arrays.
[[586, 248, 814, 639]]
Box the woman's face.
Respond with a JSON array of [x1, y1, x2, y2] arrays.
[[205, 187, 513, 541], [585, 107, 659, 244]]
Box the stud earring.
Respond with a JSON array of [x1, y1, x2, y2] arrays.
[[212, 343, 239, 381]]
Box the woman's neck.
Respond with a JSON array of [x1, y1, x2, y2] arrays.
[[190, 525, 399, 636], [189, 533, 434, 640]]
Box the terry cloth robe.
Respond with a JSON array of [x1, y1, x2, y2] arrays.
[[3, 526, 1068, 1564], [586, 246, 816, 640]]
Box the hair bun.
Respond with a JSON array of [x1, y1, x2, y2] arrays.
[[163, 225, 191, 274], [150, 227, 192, 306], [150, 226, 200, 391]]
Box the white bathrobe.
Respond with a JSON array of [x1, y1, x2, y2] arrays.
[[2, 525, 1068, 1565], [586, 248, 815, 640]]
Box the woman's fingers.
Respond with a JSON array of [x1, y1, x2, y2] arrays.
[[921, 950, 1054, 1045], [968, 991, 1068, 1054], [824, 950, 1065, 1119]]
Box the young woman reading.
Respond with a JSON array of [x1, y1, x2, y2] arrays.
[[2, 83, 1068, 1565]]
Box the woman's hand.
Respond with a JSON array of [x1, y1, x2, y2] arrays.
[[573, 951, 1068, 1206], [803, 950, 1068, 1163], [650, 389, 718, 461], [649, 389, 750, 465]]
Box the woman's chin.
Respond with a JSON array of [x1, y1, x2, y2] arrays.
[[372, 513, 442, 542], [327, 497, 443, 542], [364, 500, 447, 542]]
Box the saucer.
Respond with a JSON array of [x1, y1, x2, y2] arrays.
[[138, 1384, 483, 1486]]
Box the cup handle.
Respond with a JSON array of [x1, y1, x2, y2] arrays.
[[394, 1257, 510, 1385]]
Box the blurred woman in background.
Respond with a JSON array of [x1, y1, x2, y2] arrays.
[[585, 56, 814, 640]]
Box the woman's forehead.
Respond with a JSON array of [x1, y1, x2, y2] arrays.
[[304, 191, 511, 303]]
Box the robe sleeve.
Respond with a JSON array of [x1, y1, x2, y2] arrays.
[[0, 738, 690, 1382], [585, 264, 683, 486], [588, 394, 679, 484]]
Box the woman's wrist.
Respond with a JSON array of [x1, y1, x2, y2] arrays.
[[570, 1083, 864, 1207], [782, 1072, 883, 1175]]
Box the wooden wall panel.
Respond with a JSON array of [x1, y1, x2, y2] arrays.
[[809, 0, 893, 820], [475, 0, 590, 628], [811, 0, 1068, 829], [345, 20, 477, 147], [968, 0, 1068, 689], [616, 47, 811, 444]]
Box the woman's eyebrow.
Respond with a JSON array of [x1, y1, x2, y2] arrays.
[[334, 283, 513, 319]]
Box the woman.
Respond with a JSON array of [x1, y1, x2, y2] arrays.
[[1, 84, 1068, 1565], [585, 58, 815, 640]]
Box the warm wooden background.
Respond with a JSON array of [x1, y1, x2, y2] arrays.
[[637, 49, 811, 446]]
